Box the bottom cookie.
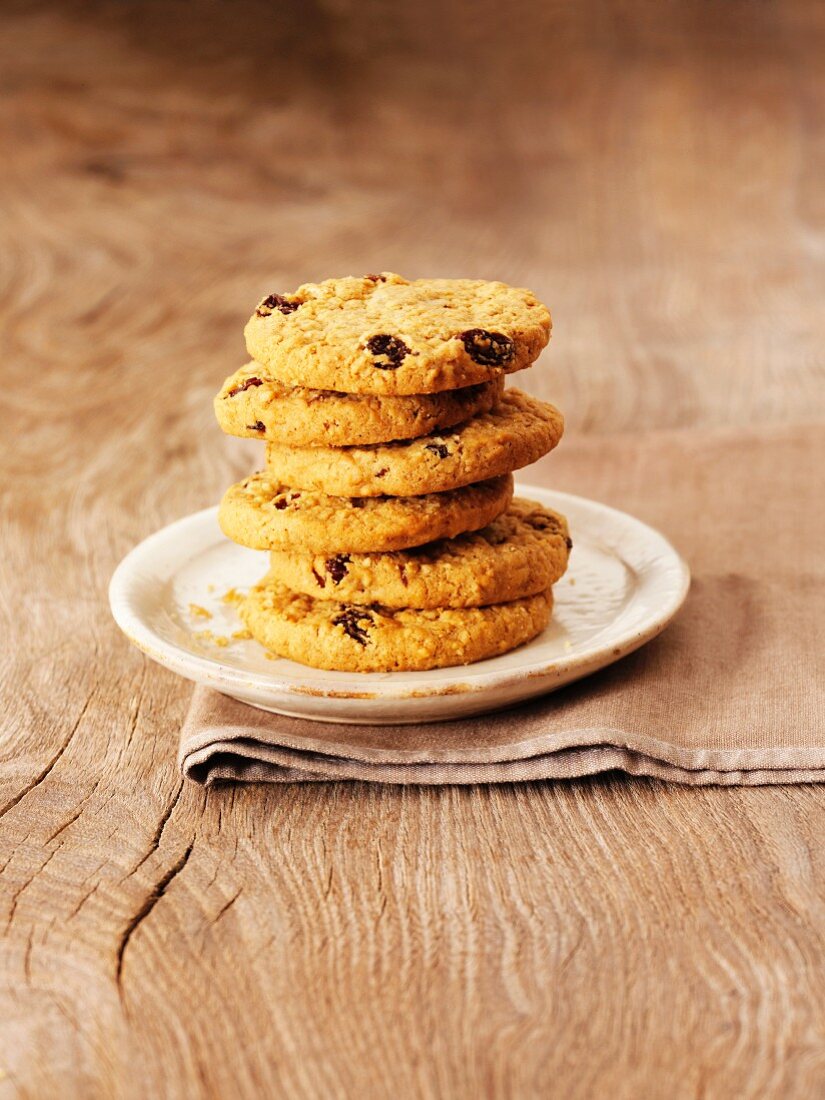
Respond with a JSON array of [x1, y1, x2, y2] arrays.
[[240, 577, 553, 672]]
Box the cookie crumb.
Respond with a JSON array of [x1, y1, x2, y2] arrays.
[[193, 629, 229, 647], [222, 587, 245, 605], [232, 628, 252, 640], [189, 603, 212, 619]]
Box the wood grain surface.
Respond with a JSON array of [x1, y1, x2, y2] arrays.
[[2, 2, 824, 1097]]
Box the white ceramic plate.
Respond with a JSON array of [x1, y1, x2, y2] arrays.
[[109, 485, 689, 724]]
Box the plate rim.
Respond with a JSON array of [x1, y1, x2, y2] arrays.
[[109, 485, 690, 702]]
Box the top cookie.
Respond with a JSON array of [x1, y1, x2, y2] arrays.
[[244, 273, 551, 396]]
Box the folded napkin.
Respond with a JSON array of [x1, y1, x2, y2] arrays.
[[180, 421, 824, 786]]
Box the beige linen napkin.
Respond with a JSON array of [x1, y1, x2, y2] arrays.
[[180, 421, 824, 786]]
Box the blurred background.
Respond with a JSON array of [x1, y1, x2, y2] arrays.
[[2, 0, 823, 510]]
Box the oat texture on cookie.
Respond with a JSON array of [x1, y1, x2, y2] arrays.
[[212, 273, 569, 672]]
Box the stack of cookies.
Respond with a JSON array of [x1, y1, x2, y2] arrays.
[[215, 273, 571, 672]]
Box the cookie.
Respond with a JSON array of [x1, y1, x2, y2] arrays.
[[244, 273, 551, 396], [264, 390, 563, 497], [267, 499, 572, 608], [240, 577, 554, 672], [219, 472, 514, 553], [215, 363, 506, 447]]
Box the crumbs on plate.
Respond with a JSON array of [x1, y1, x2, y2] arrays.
[[193, 629, 229, 647]]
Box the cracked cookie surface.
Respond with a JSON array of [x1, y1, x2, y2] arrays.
[[267, 499, 571, 608], [214, 364, 505, 446], [244, 273, 551, 395], [240, 577, 553, 672], [219, 472, 514, 553], [264, 390, 563, 496]]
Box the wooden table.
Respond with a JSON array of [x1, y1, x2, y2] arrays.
[[2, 3, 824, 1096]]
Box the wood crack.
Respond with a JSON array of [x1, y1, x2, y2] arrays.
[[67, 882, 100, 921], [115, 840, 194, 998], [0, 692, 94, 819], [116, 659, 148, 767], [44, 778, 102, 844], [6, 843, 64, 930], [212, 889, 242, 924], [23, 927, 34, 983], [129, 780, 185, 876]]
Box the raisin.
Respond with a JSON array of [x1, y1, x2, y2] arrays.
[[332, 608, 372, 646], [350, 498, 366, 509], [325, 554, 351, 583], [366, 334, 409, 369], [273, 497, 288, 510], [458, 328, 514, 366], [375, 467, 389, 478], [246, 421, 266, 432], [256, 293, 301, 317], [565, 536, 573, 551], [525, 514, 559, 532], [311, 566, 326, 588], [227, 376, 263, 397], [365, 273, 387, 283], [425, 442, 450, 459]]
